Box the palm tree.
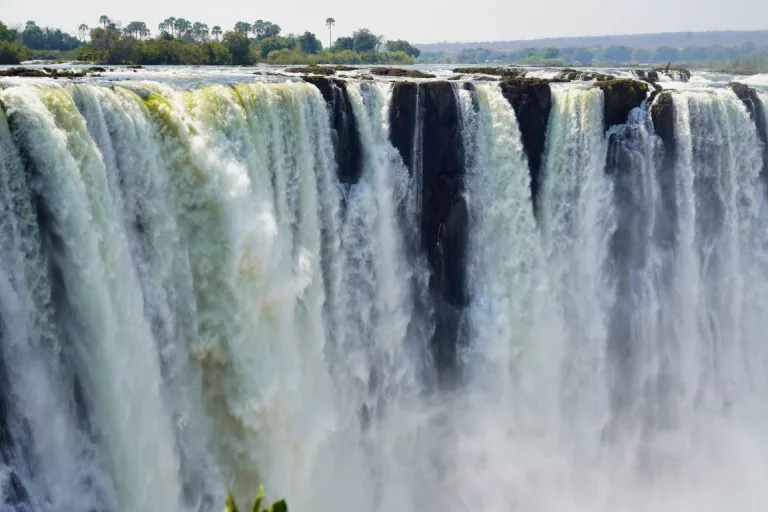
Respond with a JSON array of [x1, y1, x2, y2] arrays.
[[325, 18, 335, 48], [211, 25, 222, 41], [99, 15, 110, 29], [78, 23, 89, 41]]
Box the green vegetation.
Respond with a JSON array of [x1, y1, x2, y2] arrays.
[[0, 16, 418, 66], [224, 484, 287, 512]]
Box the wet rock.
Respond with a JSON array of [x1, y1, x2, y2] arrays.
[[369, 67, 436, 78], [285, 65, 337, 76], [498, 78, 553, 212], [557, 68, 615, 81], [0, 67, 87, 79], [654, 66, 691, 82], [650, 91, 678, 249], [633, 69, 660, 82], [730, 82, 768, 179], [651, 92, 675, 161], [88, 66, 107, 73], [595, 79, 649, 130], [389, 81, 468, 375], [301, 76, 362, 184], [126, 64, 143, 69], [390, 82, 418, 171], [452, 67, 526, 77]]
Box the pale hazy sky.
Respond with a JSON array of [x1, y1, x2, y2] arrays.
[[1, 0, 765, 44]]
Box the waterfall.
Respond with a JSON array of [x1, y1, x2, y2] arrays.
[[1, 74, 768, 512]]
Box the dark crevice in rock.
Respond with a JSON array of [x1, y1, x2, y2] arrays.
[[498, 78, 553, 214], [302, 76, 362, 185]]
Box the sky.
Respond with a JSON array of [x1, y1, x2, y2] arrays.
[[1, 0, 766, 44]]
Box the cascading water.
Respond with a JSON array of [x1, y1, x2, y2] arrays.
[[1, 71, 768, 512]]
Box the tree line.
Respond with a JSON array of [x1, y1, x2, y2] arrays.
[[0, 16, 421, 65], [421, 42, 768, 72]]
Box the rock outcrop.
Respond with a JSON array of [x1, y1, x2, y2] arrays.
[[389, 81, 468, 378], [595, 80, 649, 130], [286, 65, 337, 76], [654, 67, 691, 82], [650, 92, 678, 248], [729, 82, 768, 178], [301, 76, 362, 184], [370, 68, 436, 79], [557, 69, 614, 81], [498, 78, 553, 212], [632, 69, 660, 82], [452, 67, 526, 78], [0, 67, 88, 79]]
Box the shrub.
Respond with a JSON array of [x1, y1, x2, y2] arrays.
[[0, 41, 30, 65]]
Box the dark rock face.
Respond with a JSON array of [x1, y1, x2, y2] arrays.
[[302, 76, 362, 184], [390, 82, 418, 171], [729, 82, 768, 178], [370, 68, 436, 79], [650, 92, 678, 249], [389, 81, 468, 378], [595, 80, 649, 130], [498, 78, 553, 212]]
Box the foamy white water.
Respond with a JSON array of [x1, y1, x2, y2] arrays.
[[0, 74, 767, 512]]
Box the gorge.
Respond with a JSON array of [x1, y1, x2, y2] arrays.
[[1, 66, 768, 512]]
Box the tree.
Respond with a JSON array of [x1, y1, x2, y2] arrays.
[[211, 26, 222, 41], [192, 22, 209, 42], [352, 29, 381, 53], [252, 20, 280, 40], [78, 24, 89, 41], [161, 17, 177, 36], [325, 18, 335, 48], [0, 40, 28, 64], [543, 47, 559, 59], [297, 31, 322, 54], [332, 36, 353, 52], [386, 39, 420, 58], [0, 22, 18, 43], [223, 30, 253, 64], [256, 36, 287, 58], [234, 21, 252, 35], [174, 18, 192, 39], [123, 22, 148, 39], [99, 15, 110, 29], [21, 21, 45, 49]]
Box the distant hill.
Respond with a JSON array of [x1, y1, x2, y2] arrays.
[[417, 30, 768, 52]]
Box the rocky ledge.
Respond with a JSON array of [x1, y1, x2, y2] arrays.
[[0, 67, 90, 79], [285, 65, 358, 76], [498, 78, 552, 211], [595, 80, 649, 130], [452, 67, 526, 78], [370, 68, 436, 78]]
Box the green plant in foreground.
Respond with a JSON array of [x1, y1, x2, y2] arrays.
[[224, 484, 288, 512]]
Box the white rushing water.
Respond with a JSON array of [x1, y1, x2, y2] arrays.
[[1, 75, 768, 512]]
